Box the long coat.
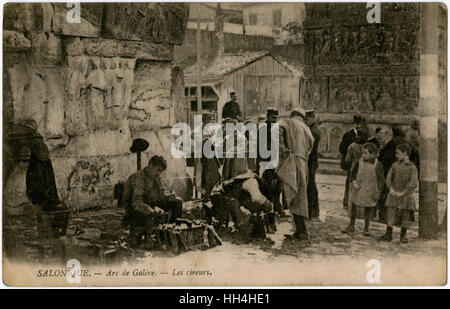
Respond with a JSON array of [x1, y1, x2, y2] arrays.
[[277, 116, 314, 218]]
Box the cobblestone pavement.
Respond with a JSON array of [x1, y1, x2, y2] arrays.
[[263, 174, 447, 260]]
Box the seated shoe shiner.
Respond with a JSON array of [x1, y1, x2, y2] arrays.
[[123, 155, 183, 249], [203, 171, 276, 238]]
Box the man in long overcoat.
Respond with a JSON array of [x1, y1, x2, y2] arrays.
[[277, 108, 315, 240]]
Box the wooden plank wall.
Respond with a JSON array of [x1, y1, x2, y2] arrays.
[[220, 56, 300, 119]]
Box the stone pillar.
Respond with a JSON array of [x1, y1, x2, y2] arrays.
[[419, 3, 439, 239]]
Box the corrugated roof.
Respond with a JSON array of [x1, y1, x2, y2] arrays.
[[184, 51, 270, 78]]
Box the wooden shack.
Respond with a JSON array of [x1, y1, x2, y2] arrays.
[[184, 51, 302, 124]]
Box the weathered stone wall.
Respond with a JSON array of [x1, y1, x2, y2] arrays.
[[302, 3, 422, 158], [3, 3, 190, 211]]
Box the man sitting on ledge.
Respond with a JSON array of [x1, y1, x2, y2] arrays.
[[123, 155, 183, 249]]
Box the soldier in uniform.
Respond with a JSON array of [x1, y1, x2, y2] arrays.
[[200, 114, 221, 200], [258, 108, 283, 220], [222, 89, 242, 121], [221, 117, 249, 181], [123, 155, 183, 249]]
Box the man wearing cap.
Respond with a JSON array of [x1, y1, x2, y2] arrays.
[[339, 114, 363, 209], [258, 108, 283, 218], [222, 89, 242, 121], [305, 110, 321, 220], [277, 107, 315, 240], [123, 155, 183, 249], [221, 117, 248, 181], [201, 114, 221, 200]]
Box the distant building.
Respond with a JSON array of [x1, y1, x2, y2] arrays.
[[188, 3, 243, 24], [240, 3, 306, 45], [184, 51, 303, 125]]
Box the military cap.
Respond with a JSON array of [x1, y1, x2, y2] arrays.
[[266, 107, 279, 116], [290, 107, 306, 118], [305, 109, 315, 117]]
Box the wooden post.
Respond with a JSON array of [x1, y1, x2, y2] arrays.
[[419, 3, 439, 239]]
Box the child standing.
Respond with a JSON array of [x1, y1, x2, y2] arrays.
[[342, 142, 384, 236], [342, 130, 367, 211], [379, 143, 418, 243]]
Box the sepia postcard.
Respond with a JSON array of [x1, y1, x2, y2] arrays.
[[1, 1, 448, 287]]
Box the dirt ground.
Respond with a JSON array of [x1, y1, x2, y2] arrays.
[[3, 174, 447, 285]]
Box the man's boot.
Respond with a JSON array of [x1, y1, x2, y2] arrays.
[[285, 214, 300, 239], [342, 219, 355, 234], [363, 219, 371, 237], [400, 228, 408, 243], [249, 214, 266, 239], [378, 226, 393, 242], [293, 215, 309, 241], [265, 212, 277, 234]]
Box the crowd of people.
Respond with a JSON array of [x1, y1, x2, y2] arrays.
[[122, 90, 325, 246], [339, 115, 420, 243], [17, 91, 422, 257], [121, 89, 421, 249]]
